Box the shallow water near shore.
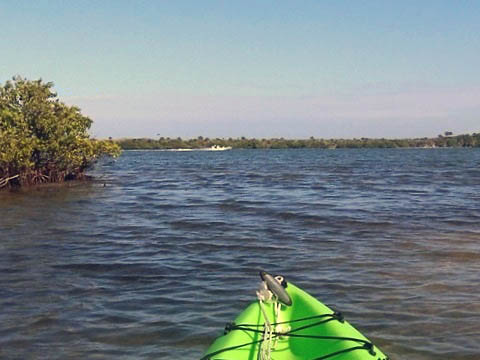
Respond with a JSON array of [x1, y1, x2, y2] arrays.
[[1, 148, 479, 359]]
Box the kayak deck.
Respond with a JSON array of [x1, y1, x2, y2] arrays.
[[202, 282, 388, 360]]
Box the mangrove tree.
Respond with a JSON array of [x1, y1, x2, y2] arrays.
[[0, 76, 121, 189]]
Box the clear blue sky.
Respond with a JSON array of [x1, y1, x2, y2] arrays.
[[1, 0, 479, 138]]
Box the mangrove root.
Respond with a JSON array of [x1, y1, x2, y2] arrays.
[[0, 174, 20, 188]]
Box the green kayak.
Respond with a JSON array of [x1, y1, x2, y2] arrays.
[[201, 271, 388, 360]]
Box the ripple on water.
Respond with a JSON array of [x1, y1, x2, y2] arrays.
[[0, 148, 480, 359]]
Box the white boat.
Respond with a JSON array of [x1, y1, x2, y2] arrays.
[[201, 145, 232, 151], [165, 145, 232, 152]]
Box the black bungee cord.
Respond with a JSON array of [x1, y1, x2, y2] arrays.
[[200, 311, 389, 360]]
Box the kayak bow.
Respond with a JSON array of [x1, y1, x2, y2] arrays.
[[201, 271, 388, 360]]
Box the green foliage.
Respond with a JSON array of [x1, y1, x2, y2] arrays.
[[116, 133, 480, 150], [0, 76, 121, 188]]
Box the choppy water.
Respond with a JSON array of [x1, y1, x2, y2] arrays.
[[1, 148, 479, 360]]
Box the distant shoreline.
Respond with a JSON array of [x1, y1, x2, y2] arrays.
[[114, 133, 480, 150], [122, 146, 474, 151]]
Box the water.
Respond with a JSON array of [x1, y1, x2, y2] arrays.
[[1, 148, 479, 360]]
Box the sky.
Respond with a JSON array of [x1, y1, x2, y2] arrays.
[[1, 0, 479, 139]]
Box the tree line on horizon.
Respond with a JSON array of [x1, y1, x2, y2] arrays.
[[116, 133, 480, 150]]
